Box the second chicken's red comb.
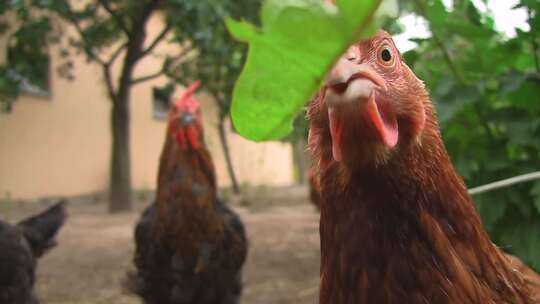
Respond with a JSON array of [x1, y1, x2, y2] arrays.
[[175, 80, 201, 112]]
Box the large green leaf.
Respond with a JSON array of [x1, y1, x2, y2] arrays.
[[226, 0, 395, 141]]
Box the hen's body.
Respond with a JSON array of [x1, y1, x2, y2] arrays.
[[131, 199, 246, 304], [318, 138, 531, 303], [308, 31, 537, 303], [0, 201, 66, 304], [129, 83, 247, 304]]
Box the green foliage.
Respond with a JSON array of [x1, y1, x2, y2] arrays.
[[0, 0, 258, 107], [226, 0, 540, 270], [404, 0, 540, 270], [227, 0, 384, 141], [0, 67, 19, 111], [0, 0, 264, 206], [168, 0, 261, 120], [7, 17, 51, 91], [0, 2, 55, 110]]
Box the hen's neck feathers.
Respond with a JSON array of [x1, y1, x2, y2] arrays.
[[315, 100, 532, 304], [154, 134, 223, 253]]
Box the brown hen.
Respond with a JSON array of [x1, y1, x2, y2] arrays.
[[308, 30, 539, 304], [128, 82, 247, 304]]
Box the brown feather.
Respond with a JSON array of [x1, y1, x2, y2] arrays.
[[154, 134, 224, 257]]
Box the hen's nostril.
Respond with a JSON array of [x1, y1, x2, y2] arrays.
[[345, 46, 359, 62]]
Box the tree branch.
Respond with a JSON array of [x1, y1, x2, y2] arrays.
[[68, 18, 107, 66], [432, 32, 494, 139], [469, 171, 540, 195], [106, 43, 127, 67], [432, 36, 466, 82], [473, 103, 496, 141], [115, 0, 161, 95], [138, 23, 173, 59], [103, 66, 117, 100], [413, 0, 466, 83], [168, 46, 195, 64], [97, 0, 130, 34], [131, 69, 165, 85]]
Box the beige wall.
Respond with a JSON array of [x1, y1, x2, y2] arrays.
[[0, 13, 294, 200]]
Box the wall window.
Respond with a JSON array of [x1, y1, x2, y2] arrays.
[[153, 84, 174, 120]]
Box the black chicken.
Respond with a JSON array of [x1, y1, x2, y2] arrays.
[[0, 201, 67, 304]]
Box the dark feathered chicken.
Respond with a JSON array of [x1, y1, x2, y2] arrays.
[[128, 81, 248, 304], [308, 30, 538, 304], [0, 201, 67, 304]]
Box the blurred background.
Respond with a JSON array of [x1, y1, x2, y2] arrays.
[[0, 0, 539, 303]]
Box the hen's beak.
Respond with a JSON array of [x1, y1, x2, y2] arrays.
[[325, 61, 386, 107], [180, 113, 194, 126], [324, 59, 398, 162]]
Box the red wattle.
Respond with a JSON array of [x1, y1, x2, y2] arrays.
[[186, 126, 200, 150], [366, 96, 398, 148], [175, 129, 188, 150], [328, 108, 343, 161]]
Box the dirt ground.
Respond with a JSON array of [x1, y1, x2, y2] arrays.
[[5, 186, 321, 304]]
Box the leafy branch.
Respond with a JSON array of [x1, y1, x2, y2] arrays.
[[68, 16, 108, 66], [131, 69, 164, 85], [138, 22, 173, 59], [412, 0, 495, 142], [131, 46, 194, 85], [406, 0, 540, 270], [412, 0, 465, 82], [107, 43, 128, 67], [97, 0, 130, 35], [528, 9, 540, 73]]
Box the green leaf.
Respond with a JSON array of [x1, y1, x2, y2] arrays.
[[225, 19, 259, 41], [227, 0, 386, 141], [424, 0, 448, 32], [504, 80, 540, 112], [475, 196, 507, 229], [530, 181, 540, 214], [435, 83, 479, 124], [445, 20, 494, 39]]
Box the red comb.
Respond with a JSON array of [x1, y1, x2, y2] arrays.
[[174, 80, 201, 113], [183, 80, 201, 97]]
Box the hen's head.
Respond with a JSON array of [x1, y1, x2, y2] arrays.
[[309, 31, 431, 169], [168, 81, 204, 150]]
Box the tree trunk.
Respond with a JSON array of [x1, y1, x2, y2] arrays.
[[107, 51, 136, 213], [106, 2, 155, 212], [109, 96, 132, 212], [217, 116, 240, 194], [292, 137, 309, 185]]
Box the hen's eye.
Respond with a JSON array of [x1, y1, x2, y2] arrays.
[[381, 48, 392, 62], [377, 45, 396, 67]]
